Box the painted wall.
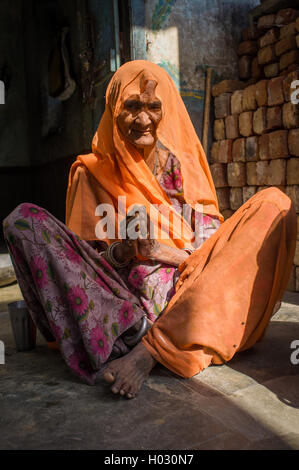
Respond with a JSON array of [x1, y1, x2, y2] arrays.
[[132, 0, 260, 146]]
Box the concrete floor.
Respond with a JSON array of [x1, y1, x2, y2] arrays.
[[0, 279, 299, 450]]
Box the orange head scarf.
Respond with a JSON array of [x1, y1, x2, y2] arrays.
[[65, 60, 223, 249]]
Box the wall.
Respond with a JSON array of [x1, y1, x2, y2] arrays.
[[131, 0, 260, 146]]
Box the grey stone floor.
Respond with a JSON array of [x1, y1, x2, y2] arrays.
[[0, 280, 299, 450]]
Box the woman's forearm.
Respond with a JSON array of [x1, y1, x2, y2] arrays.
[[148, 241, 189, 266]]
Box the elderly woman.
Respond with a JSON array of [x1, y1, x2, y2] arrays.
[[3, 61, 296, 399]]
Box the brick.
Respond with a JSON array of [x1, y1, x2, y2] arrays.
[[212, 80, 245, 98], [243, 186, 257, 203], [225, 115, 239, 140], [259, 28, 280, 48], [275, 35, 297, 56], [218, 139, 233, 163], [210, 141, 220, 163], [259, 130, 288, 160], [256, 186, 268, 193], [259, 134, 270, 160], [280, 63, 299, 77], [275, 9, 299, 26], [242, 25, 262, 41], [295, 241, 299, 266], [237, 41, 258, 56], [242, 85, 257, 111], [221, 209, 234, 220], [232, 138, 246, 162], [267, 76, 285, 106], [214, 119, 226, 141], [255, 80, 268, 107], [239, 111, 253, 137], [258, 45, 276, 65], [287, 158, 299, 185], [269, 130, 289, 158], [245, 136, 259, 162], [267, 159, 287, 186], [297, 215, 299, 239], [257, 14, 276, 30], [264, 63, 280, 78], [231, 90, 244, 115], [282, 102, 299, 128], [246, 162, 257, 185], [256, 160, 270, 185], [253, 107, 267, 135], [230, 187, 243, 210], [266, 106, 282, 131], [251, 57, 263, 79], [215, 168, 229, 194], [245, 78, 258, 86], [216, 187, 230, 211], [297, 34, 299, 48], [280, 22, 297, 39], [282, 70, 299, 101], [288, 129, 299, 156], [297, 17, 299, 32], [214, 93, 231, 119], [280, 50, 299, 71], [285, 185, 299, 212], [238, 55, 251, 80], [210, 163, 228, 188], [227, 162, 246, 187]]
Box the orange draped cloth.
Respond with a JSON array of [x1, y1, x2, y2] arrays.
[[65, 60, 223, 250], [65, 60, 297, 379], [142, 187, 297, 377]]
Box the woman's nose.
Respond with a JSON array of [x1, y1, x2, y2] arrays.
[[135, 111, 151, 127]]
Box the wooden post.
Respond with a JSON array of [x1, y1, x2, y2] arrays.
[[202, 67, 212, 157]]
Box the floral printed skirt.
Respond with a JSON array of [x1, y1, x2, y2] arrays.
[[3, 203, 179, 384]]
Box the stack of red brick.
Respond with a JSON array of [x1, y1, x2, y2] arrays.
[[209, 8, 299, 291]]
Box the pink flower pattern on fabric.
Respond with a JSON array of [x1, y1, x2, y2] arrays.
[[30, 256, 49, 289], [64, 245, 82, 264], [67, 285, 89, 316], [90, 326, 110, 359], [19, 204, 48, 221], [69, 350, 93, 381], [159, 266, 175, 283], [118, 301, 134, 328], [128, 266, 148, 289]]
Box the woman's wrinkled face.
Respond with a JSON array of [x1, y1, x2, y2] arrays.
[[116, 80, 162, 149]]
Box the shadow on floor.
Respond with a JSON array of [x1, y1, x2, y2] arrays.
[[1, 309, 299, 450]]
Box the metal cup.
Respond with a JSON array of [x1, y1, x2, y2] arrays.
[[8, 300, 37, 351]]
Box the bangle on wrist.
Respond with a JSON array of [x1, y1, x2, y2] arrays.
[[102, 242, 130, 269]]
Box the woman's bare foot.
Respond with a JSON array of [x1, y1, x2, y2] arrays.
[[103, 342, 156, 398]]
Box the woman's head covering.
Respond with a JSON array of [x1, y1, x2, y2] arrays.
[[66, 60, 223, 249]]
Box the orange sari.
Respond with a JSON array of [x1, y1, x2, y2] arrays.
[[65, 60, 297, 378]]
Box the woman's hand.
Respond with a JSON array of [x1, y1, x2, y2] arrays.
[[113, 213, 189, 267], [113, 214, 157, 263]]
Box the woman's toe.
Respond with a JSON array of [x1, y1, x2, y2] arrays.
[[103, 369, 116, 384]]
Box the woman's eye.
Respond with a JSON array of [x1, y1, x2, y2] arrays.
[[125, 101, 141, 110], [149, 103, 162, 110]]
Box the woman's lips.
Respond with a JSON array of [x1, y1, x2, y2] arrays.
[[131, 129, 152, 135]]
